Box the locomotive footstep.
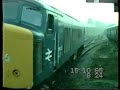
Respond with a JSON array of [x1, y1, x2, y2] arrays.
[[43, 84, 49, 88], [52, 81, 55, 84]]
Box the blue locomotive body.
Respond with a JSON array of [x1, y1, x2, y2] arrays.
[[3, 0, 85, 88]]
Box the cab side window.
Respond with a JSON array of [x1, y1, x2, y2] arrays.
[[47, 14, 54, 34]]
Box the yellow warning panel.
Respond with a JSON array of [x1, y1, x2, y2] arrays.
[[3, 23, 33, 89]]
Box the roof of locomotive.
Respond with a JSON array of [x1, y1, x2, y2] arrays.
[[24, 0, 81, 25], [3, 0, 82, 27], [106, 24, 118, 29]]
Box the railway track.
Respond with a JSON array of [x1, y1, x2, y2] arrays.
[[84, 37, 96, 47], [71, 39, 106, 67], [83, 40, 106, 54]]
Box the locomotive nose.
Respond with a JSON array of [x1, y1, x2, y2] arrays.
[[2, 23, 33, 89]]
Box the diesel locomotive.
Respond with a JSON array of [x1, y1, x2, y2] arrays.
[[2, 0, 85, 89]]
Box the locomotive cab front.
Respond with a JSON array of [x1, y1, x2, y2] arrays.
[[3, 0, 46, 88], [2, 0, 35, 89]]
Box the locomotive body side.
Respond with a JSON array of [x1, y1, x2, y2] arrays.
[[2, 0, 85, 88]]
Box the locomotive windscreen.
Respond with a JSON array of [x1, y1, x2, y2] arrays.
[[21, 5, 42, 27], [3, 2, 19, 20], [3, 1, 42, 27]]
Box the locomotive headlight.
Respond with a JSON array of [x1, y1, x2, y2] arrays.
[[4, 54, 10, 63]]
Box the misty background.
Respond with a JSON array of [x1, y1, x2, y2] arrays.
[[38, 0, 118, 36]]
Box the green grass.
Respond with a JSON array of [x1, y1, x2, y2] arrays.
[[89, 41, 118, 88], [67, 41, 118, 89]]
